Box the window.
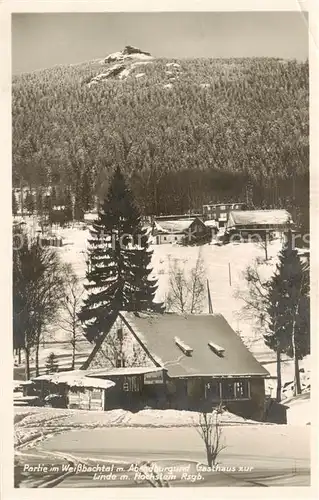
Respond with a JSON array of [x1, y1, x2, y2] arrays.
[[208, 342, 225, 357], [174, 337, 193, 356], [220, 380, 250, 400], [123, 376, 141, 392], [163, 236, 167, 241], [221, 381, 235, 399], [117, 328, 123, 341], [220, 205, 226, 210], [234, 380, 249, 398], [205, 380, 220, 400], [219, 213, 227, 221]]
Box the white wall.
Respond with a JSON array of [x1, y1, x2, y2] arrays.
[[156, 234, 184, 244]]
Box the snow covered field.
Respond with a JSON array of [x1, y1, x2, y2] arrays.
[[285, 394, 311, 426], [14, 406, 268, 452]]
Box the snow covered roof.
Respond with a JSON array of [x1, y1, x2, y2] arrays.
[[204, 220, 219, 228], [174, 337, 193, 356], [15, 380, 34, 386], [154, 218, 196, 234], [203, 202, 245, 207], [227, 210, 292, 228], [120, 312, 269, 378], [32, 371, 115, 390], [84, 212, 98, 222]]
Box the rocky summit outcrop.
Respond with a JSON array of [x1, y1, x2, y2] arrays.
[[88, 46, 154, 87], [123, 45, 151, 56], [103, 45, 153, 64]]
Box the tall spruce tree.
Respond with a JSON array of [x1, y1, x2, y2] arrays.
[[74, 176, 85, 221], [36, 191, 43, 216], [264, 234, 310, 397], [81, 169, 92, 212], [25, 191, 35, 214], [12, 191, 18, 215], [79, 166, 162, 342], [50, 186, 57, 208], [64, 188, 73, 223]]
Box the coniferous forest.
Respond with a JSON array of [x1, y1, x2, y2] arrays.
[[12, 57, 309, 233]]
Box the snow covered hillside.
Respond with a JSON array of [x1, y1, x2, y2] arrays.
[[51, 224, 282, 357], [14, 217, 310, 398]]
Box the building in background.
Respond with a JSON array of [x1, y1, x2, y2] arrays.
[[152, 217, 209, 245], [225, 209, 293, 240], [202, 202, 246, 227]]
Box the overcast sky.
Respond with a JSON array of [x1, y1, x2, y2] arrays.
[[12, 12, 308, 74]]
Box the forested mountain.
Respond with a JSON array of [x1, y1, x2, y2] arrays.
[[12, 50, 309, 231]]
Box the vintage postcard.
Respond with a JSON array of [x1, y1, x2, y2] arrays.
[[1, 0, 317, 498]]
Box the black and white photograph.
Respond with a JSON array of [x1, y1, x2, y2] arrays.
[[7, 3, 315, 492]]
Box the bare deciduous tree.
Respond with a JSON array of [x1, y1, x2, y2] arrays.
[[197, 404, 226, 467], [258, 231, 269, 261], [96, 328, 150, 368], [166, 252, 205, 314], [57, 264, 85, 370]]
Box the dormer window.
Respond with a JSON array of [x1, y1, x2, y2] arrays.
[[174, 337, 193, 356], [208, 342, 225, 357]]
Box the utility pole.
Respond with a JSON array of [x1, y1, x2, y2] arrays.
[[228, 263, 232, 286], [207, 280, 213, 314]]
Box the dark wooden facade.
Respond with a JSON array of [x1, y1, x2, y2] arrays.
[[86, 372, 266, 420]]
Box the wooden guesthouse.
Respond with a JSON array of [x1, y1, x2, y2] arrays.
[[78, 312, 270, 420]]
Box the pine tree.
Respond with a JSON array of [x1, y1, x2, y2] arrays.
[[50, 186, 57, 208], [12, 191, 18, 216], [79, 166, 163, 342], [64, 188, 73, 223], [45, 352, 59, 374], [81, 169, 92, 212], [264, 273, 290, 401], [74, 178, 84, 221], [265, 235, 310, 397], [36, 191, 43, 216], [25, 191, 35, 214]]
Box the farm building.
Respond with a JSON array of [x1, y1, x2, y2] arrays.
[[152, 217, 209, 245], [78, 312, 270, 420], [204, 219, 219, 239], [225, 209, 293, 240], [29, 365, 165, 411], [202, 202, 246, 227], [153, 213, 203, 221], [29, 371, 116, 410], [84, 211, 98, 223]]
